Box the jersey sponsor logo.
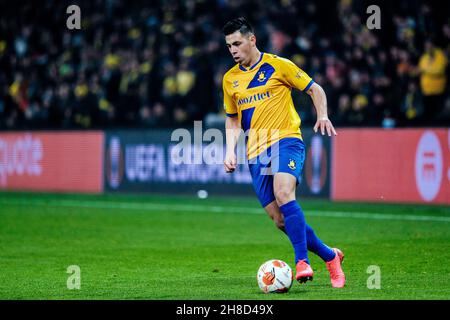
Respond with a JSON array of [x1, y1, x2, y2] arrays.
[[237, 91, 271, 106], [232, 80, 239, 88], [247, 63, 275, 88]]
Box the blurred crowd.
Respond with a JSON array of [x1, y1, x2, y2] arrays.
[[0, 0, 449, 130]]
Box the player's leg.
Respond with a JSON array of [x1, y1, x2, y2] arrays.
[[273, 172, 310, 272], [249, 145, 310, 283], [248, 153, 277, 218], [251, 138, 344, 285], [263, 200, 335, 262], [263, 200, 286, 232], [304, 223, 345, 288], [264, 199, 345, 287], [274, 138, 345, 287], [271, 137, 319, 283], [305, 224, 345, 288], [305, 224, 335, 261]]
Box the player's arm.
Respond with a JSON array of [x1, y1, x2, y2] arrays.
[[223, 75, 240, 173], [224, 116, 241, 173], [278, 57, 337, 137], [306, 83, 337, 137]]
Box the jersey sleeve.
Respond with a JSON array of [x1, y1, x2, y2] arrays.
[[278, 58, 314, 91], [222, 76, 238, 117]]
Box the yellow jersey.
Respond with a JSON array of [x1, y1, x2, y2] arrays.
[[223, 53, 314, 159], [418, 48, 448, 96]]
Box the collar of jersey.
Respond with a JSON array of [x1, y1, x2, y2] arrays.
[[239, 53, 264, 72]]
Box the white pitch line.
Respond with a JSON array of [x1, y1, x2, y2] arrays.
[[1, 198, 449, 223]]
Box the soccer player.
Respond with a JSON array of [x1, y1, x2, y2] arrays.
[[222, 17, 345, 288]]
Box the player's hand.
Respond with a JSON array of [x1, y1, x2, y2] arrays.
[[314, 117, 337, 137], [224, 153, 237, 173]]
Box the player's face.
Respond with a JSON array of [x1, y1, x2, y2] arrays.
[[225, 31, 255, 65]]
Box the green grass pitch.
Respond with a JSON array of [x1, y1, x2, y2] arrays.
[[0, 191, 449, 300]]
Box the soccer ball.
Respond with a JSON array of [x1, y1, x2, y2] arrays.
[[257, 259, 293, 293]]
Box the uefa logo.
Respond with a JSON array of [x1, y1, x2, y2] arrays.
[[415, 131, 443, 202], [105, 136, 124, 189]]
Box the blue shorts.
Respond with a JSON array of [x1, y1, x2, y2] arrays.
[[248, 137, 306, 208]]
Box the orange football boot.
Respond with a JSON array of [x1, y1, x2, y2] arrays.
[[295, 260, 314, 283], [325, 248, 346, 288]]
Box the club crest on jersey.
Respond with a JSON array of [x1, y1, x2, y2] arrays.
[[257, 71, 266, 82], [288, 159, 296, 170], [247, 63, 275, 88]]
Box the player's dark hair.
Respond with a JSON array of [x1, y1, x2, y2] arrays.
[[222, 17, 254, 36]]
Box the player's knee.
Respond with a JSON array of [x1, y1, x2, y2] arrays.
[[274, 188, 294, 205]]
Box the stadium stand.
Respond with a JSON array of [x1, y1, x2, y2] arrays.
[[0, 0, 448, 130]]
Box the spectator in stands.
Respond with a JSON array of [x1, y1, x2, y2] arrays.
[[418, 39, 448, 125]]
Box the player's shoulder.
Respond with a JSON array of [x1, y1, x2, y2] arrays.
[[264, 53, 296, 68], [223, 64, 241, 81]]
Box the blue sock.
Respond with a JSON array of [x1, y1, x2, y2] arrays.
[[279, 200, 308, 265], [306, 224, 336, 262]]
